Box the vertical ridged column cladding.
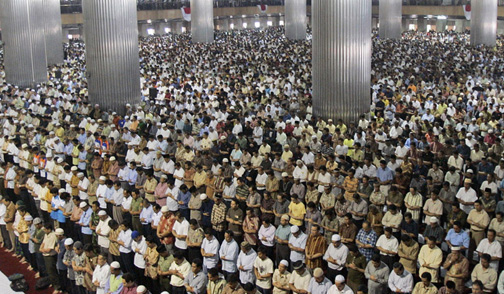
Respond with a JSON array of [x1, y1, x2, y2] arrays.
[[285, 0, 306, 40], [83, 0, 141, 115], [379, 0, 402, 39], [436, 19, 447, 32], [471, 0, 497, 46], [312, 0, 371, 124], [191, 0, 214, 43], [0, 0, 47, 88], [43, 0, 64, 65]]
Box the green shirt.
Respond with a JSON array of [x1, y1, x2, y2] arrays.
[[34, 228, 46, 252], [346, 254, 366, 285], [131, 197, 143, 215], [158, 254, 174, 272]]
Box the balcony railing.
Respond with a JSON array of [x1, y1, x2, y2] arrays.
[[58, 0, 504, 14]]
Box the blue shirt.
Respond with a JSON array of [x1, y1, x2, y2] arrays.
[[78, 151, 87, 170], [445, 228, 470, 248], [57, 239, 67, 270], [356, 228, 378, 261], [219, 239, 239, 272], [177, 191, 191, 209], [78, 134, 87, 145], [127, 168, 138, 186], [79, 207, 93, 235], [139, 205, 154, 225], [377, 167, 394, 183]]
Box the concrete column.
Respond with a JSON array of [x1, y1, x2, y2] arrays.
[[260, 17, 268, 29], [43, 0, 64, 65], [62, 28, 70, 43], [0, 0, 47, 87], [417, 18, 427, 32], [471, 0, 497, 46], [498, 20, 504, 35], [83, 0, 141, 115], [312, 0, 371, 123], [372, 18, 378, 30], [285, 0, 306, 40], [436, 19, 447, 32], [402, 19, 410, 32], [191, 0, 214, 43], [379, 0, 402, 39], [454, 19, 465, 32]]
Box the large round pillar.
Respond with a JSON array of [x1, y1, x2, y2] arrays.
[[191, 0, 214, 43], [0, 0, 47, 88], [436, 19, 447, 32], [471, 0, 497, 46], [379, 0, 402, 39], [313, 0, 371, 123], [83, 0, 141, 115], [285, 0, 306, 40], [416, 18, 427, 32], [43, 0, 64, 65]]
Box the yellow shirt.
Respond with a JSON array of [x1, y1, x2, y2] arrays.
[[288, 202, 306, 226], [193, 171, 207, 188], [418, 245, 443, 282]]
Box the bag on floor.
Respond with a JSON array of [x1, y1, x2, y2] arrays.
[[8, 273, 29, 292], [35, 276, 51, 290]]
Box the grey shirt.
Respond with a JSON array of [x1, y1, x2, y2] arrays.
[[184, 270, 208, 294], [364, 261, 390, 294]]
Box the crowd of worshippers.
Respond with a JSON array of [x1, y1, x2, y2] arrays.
[[3, 28, 504, 294]]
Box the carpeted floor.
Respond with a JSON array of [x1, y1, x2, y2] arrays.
[[0, 246, 53, 294]]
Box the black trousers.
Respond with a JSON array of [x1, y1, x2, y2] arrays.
[[43, 255, 60, 290]]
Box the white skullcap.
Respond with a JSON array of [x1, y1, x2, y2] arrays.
[[332, 234, 341, 242], [430, 217, 438, 223], [98, 210, 107, 216], [64, 238, 74, 246], [55, 228, 64, 235], [290, 226, 299, 233], [281, 172, 288, 177], [110, 157, 116, 161], [99, 176, 107, 181], [137, 285, 147, 293], [77, 172, 84, 177], [57, 158, 64, 163], [200, 193, 208, 200], [58, 188, 66, 193], [280, 260, 289, 267], [24, 215, 33, 221], [79, 202, 88, 208], [71, 166, 78, 171], [110, 261, 121, 269], [335, 275, 345, 283], [161, 206, 169, 213]]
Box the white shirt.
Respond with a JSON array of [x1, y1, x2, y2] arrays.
[[201, 237, 220, 269], [118, 229, 132, 253], [258, 225, 276, 247], [477, 238, 502, 271], [96, 217, 111, 248], [323, 243, 349, 271], [219, 239, 239, 273], [456, 187, 478, 214], [376, 235, 399, 256], [327, 284, 354, 294], [388, 269, 413, 293], [92, 263, 111, 294], [254, 257, 274, 289], [237, 249, 257, 284], [173, 219, 189, 250], [132, 236, 147, 269]]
